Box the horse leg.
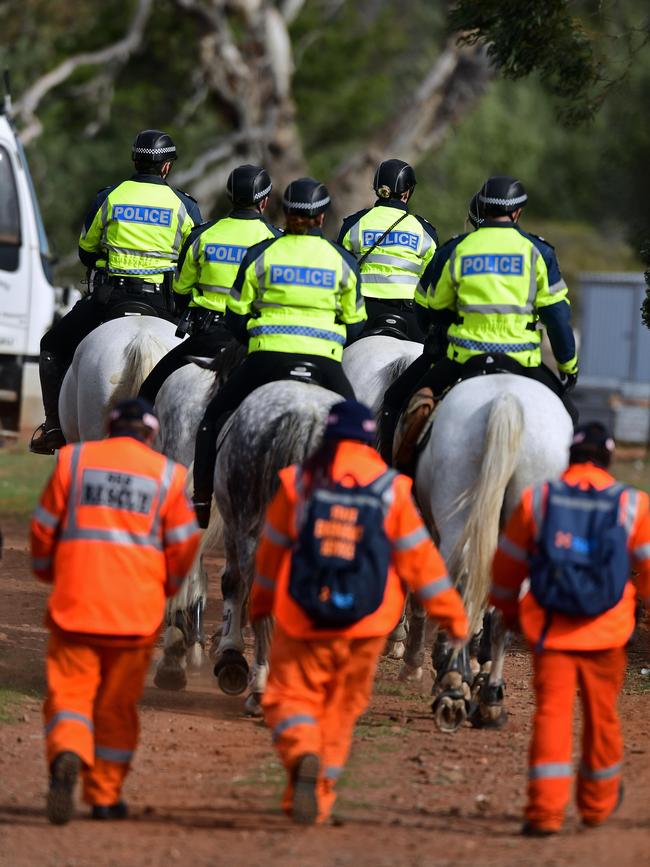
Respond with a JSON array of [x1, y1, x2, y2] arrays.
[[431, 644, 473, 733], [154, 557, 207, 691], [383, 601, 408, 660], [244, 615, 273, 717], [399, 597, 426, 682], [470, 608, 509, 729], [212, 539, 249, 696]]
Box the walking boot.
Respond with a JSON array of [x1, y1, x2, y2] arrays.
[[192, 420, 218, 529], [47, 751, 81, 825], [292, 753, 320, 825], [30, 351, 67, 454], [91, 800, 129, 820], [392, 387, 435, 473]]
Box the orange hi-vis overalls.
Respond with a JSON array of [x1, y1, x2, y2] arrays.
[[251, 440, 468, 822], [491, 462, 650, 831], [31, 436, 201, 807]]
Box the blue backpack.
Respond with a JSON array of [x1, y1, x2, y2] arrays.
[[529, 480, 630, 618], [288, 469, 395, 629]]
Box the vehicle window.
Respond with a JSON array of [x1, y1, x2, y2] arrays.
[[0, 144, 20, 271]]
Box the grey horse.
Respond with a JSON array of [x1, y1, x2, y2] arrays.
[[157, 378, 340, 711]]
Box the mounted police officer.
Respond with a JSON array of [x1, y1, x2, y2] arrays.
[[380, 176, 579, 465], [192, 177, 366, 527], [138, 164, 281, 404], [30, 129, 202, 455], [337, 159, 438, 341]]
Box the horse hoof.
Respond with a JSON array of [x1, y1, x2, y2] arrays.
[[214, 650, 249, 696], [383, 640, 406, 660], [186, 642, 203, 672], [470, 704, 508, 729], [399, 663, 423, 682], [432, 695, 467, 733], [244, 692, 264, 717], [153, 657, 187, 691]]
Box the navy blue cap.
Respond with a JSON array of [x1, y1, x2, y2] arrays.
[[323, 400, 376, 443], [108, 398, 159, 433]]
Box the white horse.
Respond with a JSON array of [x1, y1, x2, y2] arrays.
[[343, 335, 422, 414], [59, 316, 180, 442], [156, 379, 339, 710], [404, 374, 572, 729]]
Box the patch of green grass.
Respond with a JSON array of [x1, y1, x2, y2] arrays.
[[611, 457, 650, 496], [624, 668, 650, 696], [0, 687, 31, 723], [0, 443, 54, 518]]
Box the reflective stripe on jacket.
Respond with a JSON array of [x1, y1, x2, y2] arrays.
[[227, 231, 366, 360], [30, 437, 201, 636], [490, 463, 650, 650], [79, 177, 197, 283], [250, 440, 468, 640], [173, 212, 280, 312], [419, 223, 576, 370], [339, 202, 437, 301]]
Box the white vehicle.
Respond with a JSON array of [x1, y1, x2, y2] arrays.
[[0, 73, 57, 433]]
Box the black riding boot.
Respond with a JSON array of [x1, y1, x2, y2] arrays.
[[30, 352, 68, 454], [377, 407, 399, 464], [192, 420, 219, 529]]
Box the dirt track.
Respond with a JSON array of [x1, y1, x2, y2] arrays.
[[1, 518, 649, 867]]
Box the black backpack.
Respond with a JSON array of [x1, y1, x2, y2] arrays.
[[529, 480, 630, 619], [288, 469, 396, 628]]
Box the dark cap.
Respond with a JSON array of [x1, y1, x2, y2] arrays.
[[323, 400, 376, 444], [132, 130, 177, 162], [569, 422, 615, 467], [108, 398, 159, 435]]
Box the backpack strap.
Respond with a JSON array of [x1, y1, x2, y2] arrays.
[[618, 485, 638, 536], [368, 469, 398, 513]]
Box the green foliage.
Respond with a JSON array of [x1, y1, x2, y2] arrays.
[[0, 444, 54, 518], [450, 0, 604, 123]]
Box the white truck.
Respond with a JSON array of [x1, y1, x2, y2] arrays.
[[0, 74, 58, 434]]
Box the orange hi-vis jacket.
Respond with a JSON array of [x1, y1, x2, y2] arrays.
[[491, 463, 650, 651], [31, 437, 201, 637], [251, 441, 468, 641]]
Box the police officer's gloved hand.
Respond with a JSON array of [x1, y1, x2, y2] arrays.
[[423, 323, 448, 362], [560, 371, 578, 393]]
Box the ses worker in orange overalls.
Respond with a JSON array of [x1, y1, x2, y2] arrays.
[[30, 398, 201, 825], [491, 422, 650, 836], [251, 399, 468, 825]]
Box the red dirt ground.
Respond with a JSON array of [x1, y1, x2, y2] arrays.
[[1, 518, 649, 867]]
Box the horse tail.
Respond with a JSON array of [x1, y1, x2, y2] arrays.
[[448, 391, 524, 634], [108, 328, 170, 410]]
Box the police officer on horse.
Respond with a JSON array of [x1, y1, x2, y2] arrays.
[[31, 129, 201, 455]]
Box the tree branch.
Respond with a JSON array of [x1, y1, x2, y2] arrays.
[[15, 0, 153, 145]]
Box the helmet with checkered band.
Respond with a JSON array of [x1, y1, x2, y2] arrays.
[[373, 159, 416, 199], [476, 175, 527, 218], [227, 164, 272, 208], [282, 177, 331, 218], [131, 130, 177, 165]]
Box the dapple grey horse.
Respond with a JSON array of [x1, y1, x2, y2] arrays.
[[59, 316, 179, 442], [157, 379, 340, 711], [406, 374, 572, 730]]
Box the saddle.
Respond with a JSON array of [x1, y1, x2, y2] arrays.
[[360, 312, 411, 341], [392, 353, 530, 474], [102, 299, 164, 320]]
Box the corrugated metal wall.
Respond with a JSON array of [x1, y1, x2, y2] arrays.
[[579, 273, 650, 388]]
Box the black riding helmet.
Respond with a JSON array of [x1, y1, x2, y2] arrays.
[[282, 177, 331, 217], [131, 130, 177, 163], [477, 175, 527, 218], [227, 164, 272, 208], [467, 192, 484, 229], [373, 159, 416, 199]]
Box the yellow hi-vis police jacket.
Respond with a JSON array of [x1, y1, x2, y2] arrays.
[[79, 174, 201, 284], [226, 229, 366, 361], [416, 221, 578, 373], [173, 210, 281, 312], [337, 199, 438, 301]]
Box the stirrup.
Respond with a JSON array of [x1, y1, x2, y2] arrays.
[[393, 388, 435, 473], [192, 499, 211, 529], [30, 423, 66, 455]]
